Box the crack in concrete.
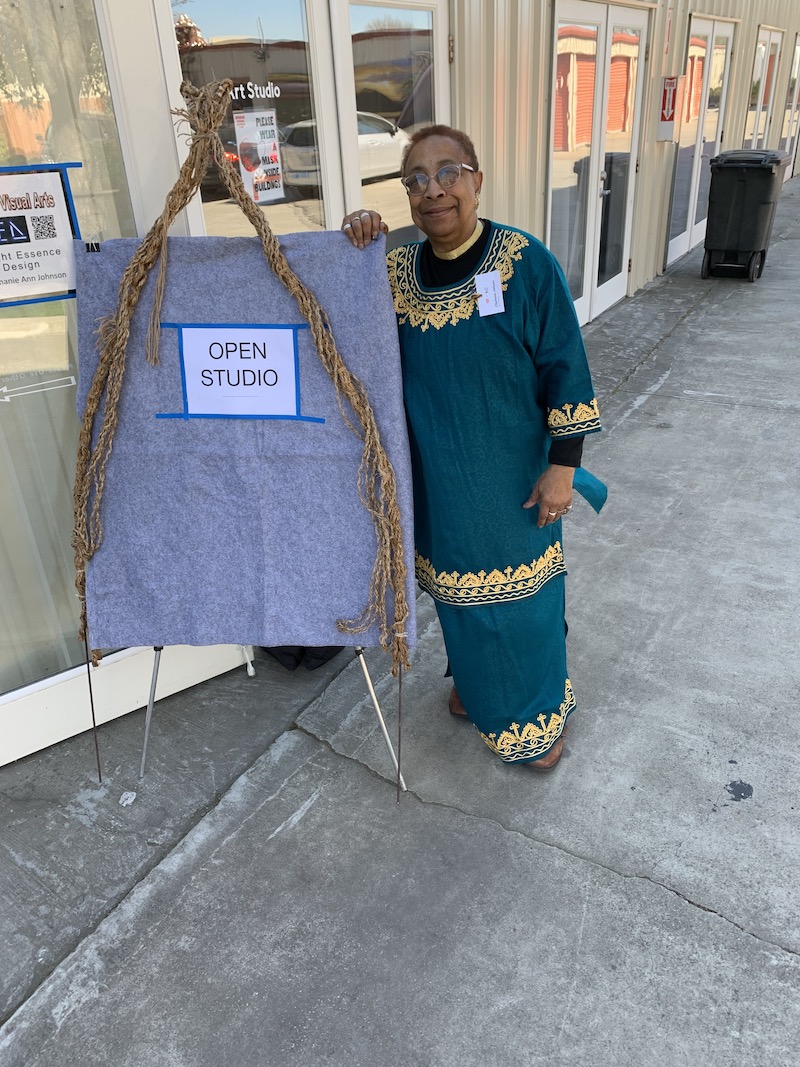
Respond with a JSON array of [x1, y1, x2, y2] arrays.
[[593, 286, 718, 406], [406, 792, 800, 962], [297, 722, 800, 963]]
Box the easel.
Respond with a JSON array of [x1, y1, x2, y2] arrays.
[[136, 644, 406, 791]]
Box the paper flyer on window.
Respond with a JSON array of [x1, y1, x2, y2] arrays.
[[233, 109, 284, 203], [0, 167, 79, 305]]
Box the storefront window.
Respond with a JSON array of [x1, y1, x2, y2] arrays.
[[0, 0, 135, 693], [176, 1, 325, 236]]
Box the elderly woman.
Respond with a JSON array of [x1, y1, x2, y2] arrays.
[[343, 125, 603, 770]]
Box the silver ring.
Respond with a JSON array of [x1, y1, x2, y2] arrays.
[[547, 511, 557, 516], [565, 504, 573, 511], [359, 212, 371, 220], [343, 222, 352, 229]]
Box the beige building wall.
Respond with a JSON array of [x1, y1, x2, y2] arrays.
[[451, 0, 800, 296]]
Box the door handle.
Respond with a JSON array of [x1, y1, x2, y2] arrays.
[[600, 187, 612, 197]]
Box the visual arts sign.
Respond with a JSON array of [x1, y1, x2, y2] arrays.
[[0, 163, 81, 307]]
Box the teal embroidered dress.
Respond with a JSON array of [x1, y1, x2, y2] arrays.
[[387, 222, 601, 763]]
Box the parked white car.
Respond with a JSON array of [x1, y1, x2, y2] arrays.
[[282, 112, 410, 188]]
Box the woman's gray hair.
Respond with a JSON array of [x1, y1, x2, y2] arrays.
[[400, 125, 480, 175]]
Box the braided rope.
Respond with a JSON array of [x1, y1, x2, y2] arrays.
[[73, 79, 410, 673]]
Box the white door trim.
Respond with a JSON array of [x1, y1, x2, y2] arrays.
[[0, 644, 253, 767]]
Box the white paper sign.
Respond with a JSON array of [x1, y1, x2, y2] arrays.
[[0, 169, 77, 304], [475, 269, 505, 317], [178, 325, 299, 417], [233, 109, 284, 203]]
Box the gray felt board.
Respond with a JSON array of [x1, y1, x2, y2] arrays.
[[75, 232, 416, 651]]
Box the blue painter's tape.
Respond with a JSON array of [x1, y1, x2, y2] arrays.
[[155, 413, 326, 423], [1, 292, 75, 309]]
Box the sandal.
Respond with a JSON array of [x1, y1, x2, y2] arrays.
[[527, 727, 567, 771], [448, 686, 469, 719]]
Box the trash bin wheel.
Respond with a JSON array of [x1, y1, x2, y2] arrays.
[[758, 250, 767, 278], [701, 250, 712, 279], [747, 251, 763, 283]]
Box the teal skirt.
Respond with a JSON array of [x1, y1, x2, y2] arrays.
[[435, 575, 573, 764]]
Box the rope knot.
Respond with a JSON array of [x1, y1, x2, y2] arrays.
[[176, 78, 233, 136]]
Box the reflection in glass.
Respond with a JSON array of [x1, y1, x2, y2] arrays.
[[0, 0, 136, 691], [350, 5, 434, 249], [745, 41, 767, 146], [780, 38, 800, 158], [695, 35, 730, 226], [597, 26, 640, 287], [549, 22, 597, 300], [756, 42, 780, 148], [176, 2, 325, 236], [669, 31, 708, 242]]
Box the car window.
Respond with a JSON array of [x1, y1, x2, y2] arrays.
[[357, 114, 394, 135], [286, 125, 316, 148]]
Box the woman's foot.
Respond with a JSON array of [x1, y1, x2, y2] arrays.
[[527, 727, 567, 771], [448, 686, 469, 718]]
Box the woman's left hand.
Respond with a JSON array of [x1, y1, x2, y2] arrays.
[[523, 465, 575, 528]]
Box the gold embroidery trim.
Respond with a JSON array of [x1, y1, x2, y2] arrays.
[[387, 228, 529, 332], [547, 398, 601, 437], [479, 679, 575, 763], [415, 542, 566, 606]]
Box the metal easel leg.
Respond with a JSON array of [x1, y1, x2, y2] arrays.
[[240, 644, 256, 677], [139, 646, 163, 780], [354, 647, 407, 792]]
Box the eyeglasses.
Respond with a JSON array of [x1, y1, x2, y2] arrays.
[[401, 163, 476, 196]]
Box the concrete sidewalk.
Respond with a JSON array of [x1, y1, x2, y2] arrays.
[[2, 181, 799, 1066]]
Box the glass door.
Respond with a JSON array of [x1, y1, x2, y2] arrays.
[[176, 1, 331, 237], [667, 18, 734, 266], [744, 28, 783, 150], [780, 35, 800, 179], [335, 1, 449, 249], [0, 0, 136, 694], [548, 1, 648, 325]]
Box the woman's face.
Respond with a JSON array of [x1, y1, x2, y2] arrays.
[[403, 135, 483, 253]]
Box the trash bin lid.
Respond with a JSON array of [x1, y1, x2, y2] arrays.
[[711, 149, 791, 169]]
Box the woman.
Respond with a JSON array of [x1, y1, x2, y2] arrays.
[[342, 125, 603, 770]]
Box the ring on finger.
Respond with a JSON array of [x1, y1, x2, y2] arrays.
[[547, 511, 557, 516], [343, 222, 353, 229], [360, 212, 371, 220]]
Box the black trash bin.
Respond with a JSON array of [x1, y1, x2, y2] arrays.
[[702, 149, 791, 282]]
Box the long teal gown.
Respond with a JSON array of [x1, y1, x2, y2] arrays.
[[386, 222, 602, 764]]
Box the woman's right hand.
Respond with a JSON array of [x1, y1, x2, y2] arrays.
[[341, 210, 388, 249]]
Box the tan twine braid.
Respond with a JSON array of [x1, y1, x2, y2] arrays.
[[73, 79, 410, 673]]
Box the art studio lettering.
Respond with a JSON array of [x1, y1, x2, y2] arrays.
[[202, 339, 279, 387], [229, 81, 281, 101], [167, 324, 302, 418]]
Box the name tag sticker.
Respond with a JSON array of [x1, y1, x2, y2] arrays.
[[475, 270, 505, 317]]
